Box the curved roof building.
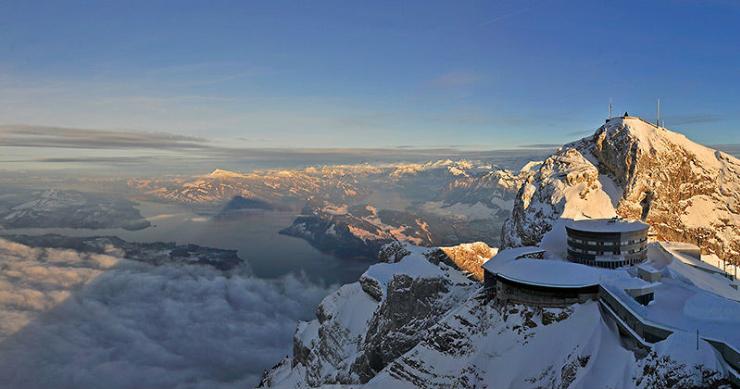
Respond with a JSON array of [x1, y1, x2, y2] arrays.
[[482, 246, 605, 307], [566, 218, 649, 269]]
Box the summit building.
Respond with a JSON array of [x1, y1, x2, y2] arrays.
[[565, 218, 649, 269]]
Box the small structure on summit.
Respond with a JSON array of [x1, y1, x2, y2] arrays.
[[565, 218, 649, 269]]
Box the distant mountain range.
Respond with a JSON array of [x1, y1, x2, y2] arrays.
[[129, 160, 506, 207], [130, 160, 530, 254]]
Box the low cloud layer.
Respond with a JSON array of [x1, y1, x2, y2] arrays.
[[516, 143, 561, 149], [0, 238, 334, 389]]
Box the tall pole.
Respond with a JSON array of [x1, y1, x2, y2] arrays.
[[696, 329, 699, 351], [609, 98, 613, 120], [656, 98, 661, 127]]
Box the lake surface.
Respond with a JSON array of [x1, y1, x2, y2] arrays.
[[0, 200, 372, 285]]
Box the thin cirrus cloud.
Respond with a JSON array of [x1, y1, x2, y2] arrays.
[[0, 124, 212, 150], [517, 143, 561, 149], [0, 124, 535, 159], [0, 123, 552, 174], [33, 156, 159, 164], [665, 113, 723, 126]]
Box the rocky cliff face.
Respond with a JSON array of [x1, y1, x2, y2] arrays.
[[257, 246, 479, 387], [503, 117, 740, 264], [258, 241, 729, 389], [433, 242, 497, 281]]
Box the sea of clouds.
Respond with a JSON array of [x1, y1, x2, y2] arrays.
[[0, 238, 334, 389]]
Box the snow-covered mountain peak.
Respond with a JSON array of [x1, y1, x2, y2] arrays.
[[593, 116, 725, 169], [207, 168, 247, 179], [504, 117, 740, 263]]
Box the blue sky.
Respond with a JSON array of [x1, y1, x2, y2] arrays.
[[0, 0, 738, 149]]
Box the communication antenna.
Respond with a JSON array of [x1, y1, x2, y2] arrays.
[[656, 98, 661, 127], [608, 98, 613, 120]]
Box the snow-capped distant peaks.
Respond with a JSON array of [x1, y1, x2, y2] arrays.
[[207, 168, 247, 179]]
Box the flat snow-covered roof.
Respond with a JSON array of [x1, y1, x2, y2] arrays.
[[494, 259, 606, 288], [484, 247, 618, 288], [482, 246, 546, 273], [566, 218, 648, 234]]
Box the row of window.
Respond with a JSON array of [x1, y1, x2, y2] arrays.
[[567, 237, 647, 246], [598, 260, 630, 269], [568, 254, 645, 269], [571, 247, 617, 255], [569, 247, 646, 256]]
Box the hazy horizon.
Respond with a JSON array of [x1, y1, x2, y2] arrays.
[[0, 121, 738, 176]]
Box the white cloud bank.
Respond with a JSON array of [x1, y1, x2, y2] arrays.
[[0, 238, 333, 389]]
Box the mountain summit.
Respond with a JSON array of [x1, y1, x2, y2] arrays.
[[207, 168, 248, 179], [503, 116, 740, 263]]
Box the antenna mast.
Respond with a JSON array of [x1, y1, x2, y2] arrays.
[[656, 98, 661, 127], [608, 98, 613, 120]]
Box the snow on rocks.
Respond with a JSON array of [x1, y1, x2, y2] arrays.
[[258, 245, 479, 387], [260, 242, 737, 389], [359, 246, 471, 302], [503, 116, 740, 266], [366, 300, 638, 389]]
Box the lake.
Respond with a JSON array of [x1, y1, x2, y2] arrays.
[[0, 200, 373, 285]]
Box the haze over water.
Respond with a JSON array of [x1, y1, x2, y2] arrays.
[[1, 200, 370, 285]]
